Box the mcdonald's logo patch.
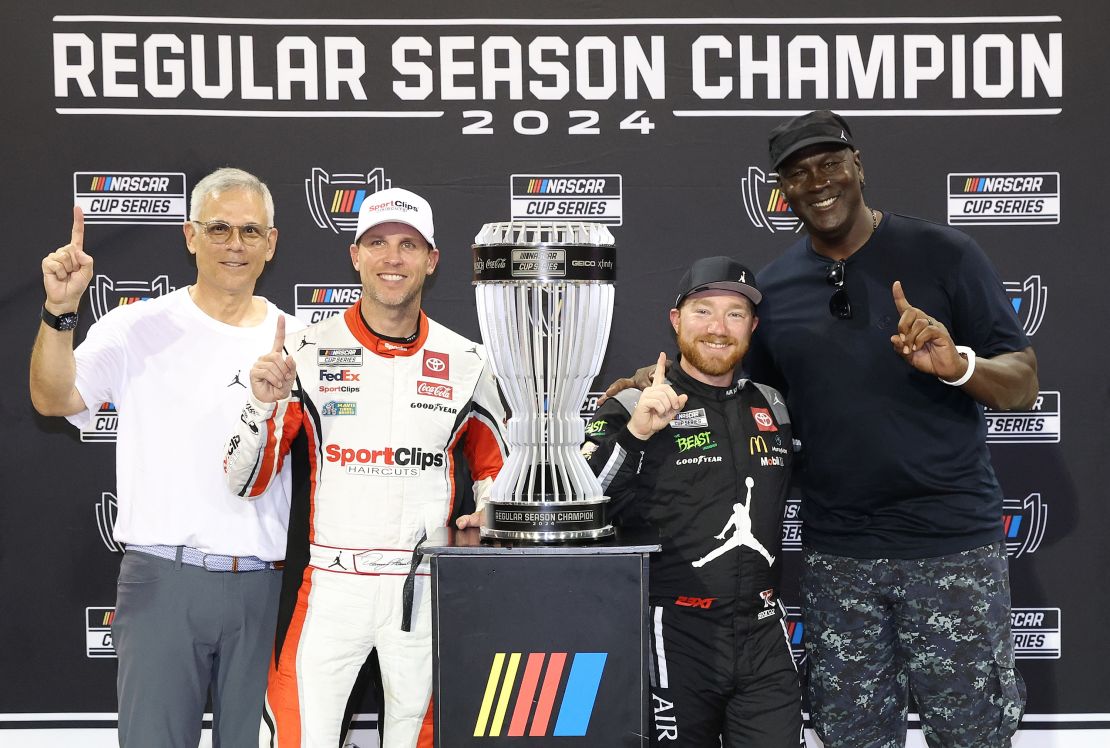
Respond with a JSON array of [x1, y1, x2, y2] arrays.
[[749, 436, 768, 454], [473, 652, 606, 738]]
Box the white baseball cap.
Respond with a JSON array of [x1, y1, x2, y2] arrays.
[[353, 187, 435, 248]]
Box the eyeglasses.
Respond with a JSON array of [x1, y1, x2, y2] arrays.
[[826, 260, 852, 319], [192, 220, 272, 246]]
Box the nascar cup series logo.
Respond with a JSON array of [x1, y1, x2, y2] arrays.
[[781, 498, 802, 551], [986, 390, 1061, 443], [86, 607, 117, 658], [1011, 608, 1062, 659], [294, 283, 361, 324], [305, 167, 391, 234], [741, 166, 802, 234], [784, 606, 805, 666], [90, 274, 174, 321], [96, 491, 123, 553], [1003, 492, 1047, 558], [1005, 275, 1048, 336], [947, 172, 1060, 225], [510, 175, 623, 225], [80, 402, 118, 443], [74, 172, 187, 225]]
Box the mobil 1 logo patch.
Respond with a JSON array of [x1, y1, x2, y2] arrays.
[[947, 172, 1059, 225], [511, 174, 623, 225], [75, 171, 187, 225], [986, 391, 1060, 443], [1011, 608, 1061, 659]]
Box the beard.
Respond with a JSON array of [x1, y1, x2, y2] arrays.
[[677, 331, 746, 378]]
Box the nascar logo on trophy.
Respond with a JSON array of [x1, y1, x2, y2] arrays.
[[473, 221, 616, 541]]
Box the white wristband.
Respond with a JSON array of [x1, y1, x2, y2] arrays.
[[939, 345, 976, 386]]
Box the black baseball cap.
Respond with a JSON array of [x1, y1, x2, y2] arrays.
[[768, 110, 856, 170], [674, 256, 762, 308]]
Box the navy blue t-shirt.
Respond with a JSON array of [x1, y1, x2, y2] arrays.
[[746, 213, 1030, 558]]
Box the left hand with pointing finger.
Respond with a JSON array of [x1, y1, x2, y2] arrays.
[[889, 280, 970, 382]]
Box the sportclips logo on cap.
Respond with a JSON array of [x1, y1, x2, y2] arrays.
[[74, 172, 187, 224], [741, 166, 803, 234], [510, 175, 623, 225], [305, 167, 391, 234], [473, 652, 607, 738]]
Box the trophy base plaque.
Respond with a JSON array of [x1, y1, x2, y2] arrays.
[[482, 498, 614, 542]]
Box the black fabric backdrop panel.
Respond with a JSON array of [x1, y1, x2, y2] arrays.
[[2, 0, 1107, 722]]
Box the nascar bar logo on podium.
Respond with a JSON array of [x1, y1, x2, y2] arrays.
[[473, 220, 616, 541]]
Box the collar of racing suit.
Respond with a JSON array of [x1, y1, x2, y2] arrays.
[[343, 303, 429, 357], [668, 356, 752, 401]]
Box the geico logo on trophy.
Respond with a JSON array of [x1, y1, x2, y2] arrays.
[[324, 443, 445, 469], [319, 369, 360, 381], [416, 381, 454, 400]]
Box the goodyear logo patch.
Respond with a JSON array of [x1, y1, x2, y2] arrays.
[[294, 284, 361, 324], [473, 652, 606, 738], [986, 391, 1060, 443], [511, 174, 623, 225], [86, 607, 116, 658], [74, 172, 187, 225], [947, 172, 1060, 225]]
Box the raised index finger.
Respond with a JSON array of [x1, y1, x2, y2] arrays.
[[651, 351, 666, 387], [272, 315, 286, 354], [71, 205, 85, 252], [892, 280, 911, 314]]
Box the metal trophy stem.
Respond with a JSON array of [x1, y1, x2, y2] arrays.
[[473, 221, 616, 542]]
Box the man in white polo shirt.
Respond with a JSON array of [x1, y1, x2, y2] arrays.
[[30, 167, 301, 747]]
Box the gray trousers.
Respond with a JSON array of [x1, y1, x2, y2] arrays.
[[112, 549, 281, 748]]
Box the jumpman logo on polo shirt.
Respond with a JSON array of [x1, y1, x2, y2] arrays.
[[227, 371, 246, 388], [297, 336, 315, 351]]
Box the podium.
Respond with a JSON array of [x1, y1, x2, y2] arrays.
[[423, 527, 660, 747]]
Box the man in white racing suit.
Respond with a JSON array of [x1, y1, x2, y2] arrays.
[[225, 187, 506, 748]]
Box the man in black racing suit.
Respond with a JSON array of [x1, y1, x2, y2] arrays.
[[582, 256, 802, 747]]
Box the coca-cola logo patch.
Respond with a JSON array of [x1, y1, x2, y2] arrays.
[[417, 380, 454, 400]]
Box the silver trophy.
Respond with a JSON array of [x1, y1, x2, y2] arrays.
[[473, 221, 616, 541]]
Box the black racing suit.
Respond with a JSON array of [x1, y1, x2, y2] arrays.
[[583, 365, 802, 747]]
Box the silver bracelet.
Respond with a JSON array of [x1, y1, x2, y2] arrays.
[[939, 345, 976, 386]]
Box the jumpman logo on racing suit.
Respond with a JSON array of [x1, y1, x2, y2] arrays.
[[297, 335, 315, 351], [691, 476, 775, 568], [328, 554, 347, 570], [227, 370, 247, 388]]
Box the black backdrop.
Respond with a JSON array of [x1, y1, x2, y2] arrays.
[[2, 1, 1107, 744]]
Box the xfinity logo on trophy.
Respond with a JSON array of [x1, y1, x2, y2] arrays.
[[510, 175, 623, 225], [80, 401, 118, 443], [96, 491, 123, 553], [305, 167, 391, 234], [90, 274, 175, 321], [1011, 608, 1062, 659], [86, 607, 117, 658], [1005, 275, 1048, 336], [741, 166, 803, 234], [947, 172, 1060, 225], [74, 171, 187, 224], [1003, 493, 1047, 558], [294, 284, 362, 324], [986, 390, 1060, 443]]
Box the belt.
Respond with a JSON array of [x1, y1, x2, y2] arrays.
[[126, 544, 282, 572]]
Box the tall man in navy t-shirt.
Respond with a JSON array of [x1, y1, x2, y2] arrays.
[[746, 111, 1037, 747]]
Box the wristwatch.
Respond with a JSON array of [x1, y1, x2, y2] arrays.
[[41, 306, 79, 331]]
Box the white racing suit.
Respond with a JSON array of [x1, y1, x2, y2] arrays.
[[225, 304, 507, 748]]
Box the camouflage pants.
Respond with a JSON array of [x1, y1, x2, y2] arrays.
[[802, 542, 1025, 748]]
